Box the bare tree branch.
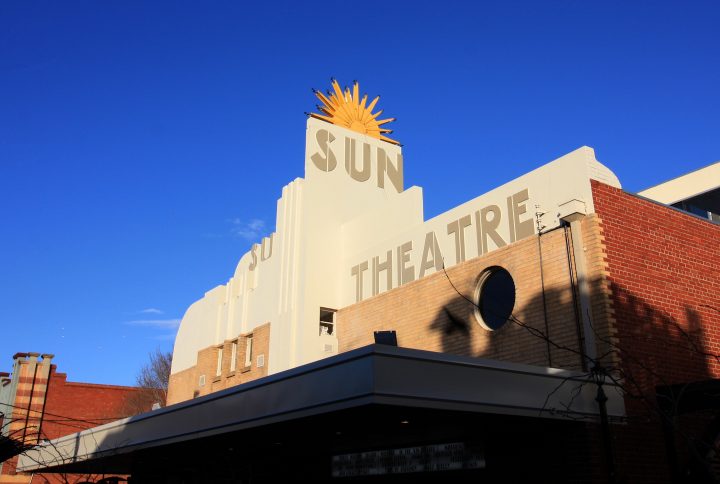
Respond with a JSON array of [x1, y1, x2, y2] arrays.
[[122, 348, 171, 415]]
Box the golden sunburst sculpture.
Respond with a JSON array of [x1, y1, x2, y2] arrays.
[[309, 79, 399, 145]]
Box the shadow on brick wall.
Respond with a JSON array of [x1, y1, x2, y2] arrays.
[[428, 271, 719, 483]]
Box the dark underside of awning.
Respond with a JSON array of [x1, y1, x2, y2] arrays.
[[51, 405, 603, 483], [19, 345, 624, 483]]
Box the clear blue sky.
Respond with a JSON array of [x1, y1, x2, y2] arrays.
[[1, 1, 718, 385]]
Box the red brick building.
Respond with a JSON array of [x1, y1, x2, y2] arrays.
[[592, 180, 720, 482], [0, 353, 147, 484]]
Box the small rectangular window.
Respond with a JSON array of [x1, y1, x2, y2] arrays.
[[230, 341, 237, 372], [244, 335, 253, 368], [319, 308, 336, 336], [216, 347, 223, 377]]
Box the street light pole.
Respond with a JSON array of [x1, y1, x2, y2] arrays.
[[593, 365, 617, 484]]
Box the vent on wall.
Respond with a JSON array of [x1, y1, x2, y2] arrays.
[[257, 354, 265, 368], [199, 374, 206, 387], [324, 344, 334, 353]]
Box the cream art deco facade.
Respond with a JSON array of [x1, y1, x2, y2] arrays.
[[167, 102, 622, 404]]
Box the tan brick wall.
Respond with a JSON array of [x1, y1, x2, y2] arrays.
[[167, 323, 270, 405], [338, 217, 611, 370], [582, 214, 619, 370], [165, 365, 195, 406], [168, 216, 613, 403]]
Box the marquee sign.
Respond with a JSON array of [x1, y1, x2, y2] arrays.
[[331, 442, 485, 477]]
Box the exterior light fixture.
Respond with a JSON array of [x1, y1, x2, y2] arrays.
[[374, 330, 398, 346]]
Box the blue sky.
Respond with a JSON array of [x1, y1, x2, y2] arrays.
[[1, 1, 718, 385]]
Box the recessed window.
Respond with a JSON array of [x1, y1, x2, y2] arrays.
[[216, 348, 223, 376], [474, 267, 516, 331], [244, 335, 253, 368], [230, 341, 238, 372], [319, 308, 336, 336]]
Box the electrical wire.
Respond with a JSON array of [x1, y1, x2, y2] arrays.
[[1, 400, 133, 428]]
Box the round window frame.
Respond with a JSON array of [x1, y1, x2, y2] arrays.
[[473, 266, 516, 331]]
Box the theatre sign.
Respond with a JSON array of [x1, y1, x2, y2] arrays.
[[170, 80, 620, 379]]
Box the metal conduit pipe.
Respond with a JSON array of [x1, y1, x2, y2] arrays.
[[560, 213, 597, 367]]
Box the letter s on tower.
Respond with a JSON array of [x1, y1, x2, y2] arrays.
[[310, 129, 337, 172]]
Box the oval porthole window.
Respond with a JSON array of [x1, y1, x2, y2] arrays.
[[474, 267, 516, 331]]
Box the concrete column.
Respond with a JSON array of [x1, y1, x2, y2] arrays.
[[561, 213, 598, 366]]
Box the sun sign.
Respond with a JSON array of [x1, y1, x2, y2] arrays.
[[310, 79, 399, 145]]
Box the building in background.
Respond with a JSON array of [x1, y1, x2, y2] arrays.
[[17, 82, 720, 483], [638, 161, 720, 222], [0, 353, 147, 484]]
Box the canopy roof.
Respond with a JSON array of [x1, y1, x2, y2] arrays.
[[19, 345, 624, 475]]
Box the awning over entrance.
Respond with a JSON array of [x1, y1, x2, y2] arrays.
[[18, 345, 624, 476]]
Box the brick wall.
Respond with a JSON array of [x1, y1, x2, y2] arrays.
[[1, 355, 51, 482], [591, 180, 720, 483], [41, 368, 142, 439], [337, 216, 612, 371], [166, 217, 617, 403], [1, 357, 142, 484], [2, 355, 51, 447], [167, 323, 270, 405], [592, 181, 719, 387]]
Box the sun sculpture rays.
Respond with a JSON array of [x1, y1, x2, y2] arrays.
[[309, 79, 399, 145]]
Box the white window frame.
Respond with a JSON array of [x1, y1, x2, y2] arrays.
[[216, 347, 223, 377], [230, 341, 238, 372], [244, 335, 253, 368]]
